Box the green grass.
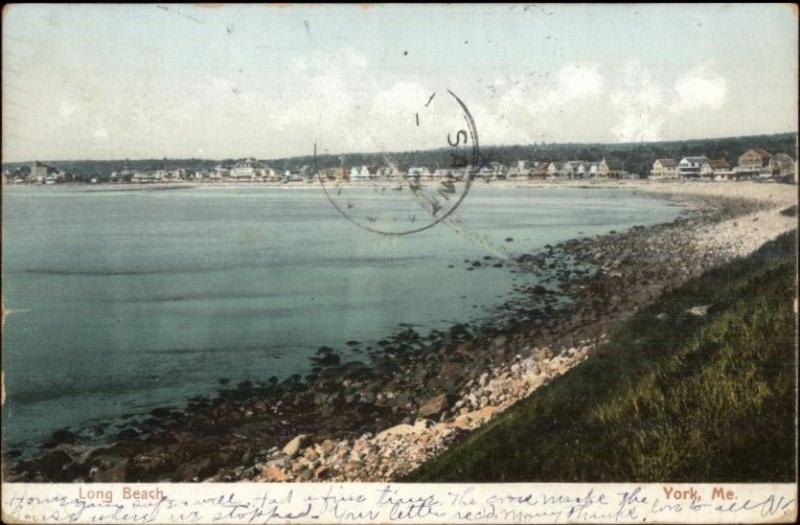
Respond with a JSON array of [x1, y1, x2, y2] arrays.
[[408, 231, 797, 482]]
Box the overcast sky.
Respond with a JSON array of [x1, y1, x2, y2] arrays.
[[2, 4, 797, 162]]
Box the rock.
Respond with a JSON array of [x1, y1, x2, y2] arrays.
[[318, 439, 336, 455], [92, 459, 129, 482], [414, 418, 435, 430], [343, 461, 363, 477], [451, 405, 500, 429], [376, 424, 419, 440], [44, 429, 78, 448], [261, 463, 290, 481], [417, 394, 449, 418], [531, 347, 553, 362], [174, 457, 212, 481], [282, 434, 309, 458], [687, 304, 710, 317]]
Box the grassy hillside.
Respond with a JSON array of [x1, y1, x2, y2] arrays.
[[408, 230, 797, 482]]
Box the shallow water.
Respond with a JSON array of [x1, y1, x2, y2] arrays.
[[1, 183, 680, 450]]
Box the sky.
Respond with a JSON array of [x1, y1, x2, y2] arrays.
[[2, 3, 798, 162]]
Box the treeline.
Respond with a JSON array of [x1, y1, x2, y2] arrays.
[[281, 132, 797, 176], [3, 132, 796, 182]]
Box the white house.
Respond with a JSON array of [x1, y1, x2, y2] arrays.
[[678, 157, 707, 178], [407, 166, 431, 179]]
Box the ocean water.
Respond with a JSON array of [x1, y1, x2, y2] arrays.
[[1, 184, 681, 450]]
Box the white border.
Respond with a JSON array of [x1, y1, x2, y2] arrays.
[[1, 482, 797, 524]]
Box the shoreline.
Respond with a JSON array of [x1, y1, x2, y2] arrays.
[[3, 177, 797, 193], [3, 182, 796, 482]]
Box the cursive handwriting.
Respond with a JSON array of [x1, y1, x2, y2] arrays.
[[3, 483, 796, 524]]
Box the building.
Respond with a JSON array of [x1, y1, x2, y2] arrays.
[[769, 153, 795, 179], [509, 160, 530, 179], [650, 159, 679, 179], [561, 160, 589, 179], [678, 156, 708, 179], [407, 166, 431, 179], [546, 162, 563, 178], [379, 166, 401, 179], [334, 167, 349, 183], [530, 161, 549, 179], [131, 171, 154, 183], [361, 165, 379, 180], [29, 162, 48, 183], [737, 148, 772, 176], [597, 158, 627, 179], [700, 159, 731, 180]]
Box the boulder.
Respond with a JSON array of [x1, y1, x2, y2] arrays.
[[417, 394, 449, 418], [282, 434, 309, 458], [686, 304, 710, 317], [261, 464, 290, 482], [376, 424, 419, 441]]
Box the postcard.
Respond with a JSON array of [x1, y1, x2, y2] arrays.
[[1, 3, 797, 524]]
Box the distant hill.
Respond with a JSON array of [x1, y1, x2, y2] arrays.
[[3, 132, 796, 182]]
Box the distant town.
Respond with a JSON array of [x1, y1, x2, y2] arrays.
[[4, 146, 797, 186]]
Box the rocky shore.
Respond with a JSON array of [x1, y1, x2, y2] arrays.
[[4, 182, 796, 483]]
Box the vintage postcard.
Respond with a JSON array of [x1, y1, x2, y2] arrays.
[[1, 3, 798, 524]]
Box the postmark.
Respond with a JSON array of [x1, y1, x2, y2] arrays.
[[314, 90, 480, 236]]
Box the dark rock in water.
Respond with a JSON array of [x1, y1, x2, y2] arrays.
[[396, 327, 420, 342], [505, 237, 514, 242], [493, 262, 503, 268], [466, 267, 474, 271], [532, 285, 548, 295], [310, 348, 341, 367], [115, 428, 141, 441], [44, 428, 77, 448], [447, 264, 454, 268], [472, 261, 482, 267], [150, 407, 174, 418], [345, 340, 361, 346], [483, 256, 492, 260], [218, 378, 230, 385]]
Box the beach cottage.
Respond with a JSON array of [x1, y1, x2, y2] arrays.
[[769, 153, 795, 179], [530, 161, 549, 179], [700, 159, 732, 180], [736, 148, 772, 178], [678, 157, 707, 179], [650, 159, 679, 179], [597, 159, 627, 179]]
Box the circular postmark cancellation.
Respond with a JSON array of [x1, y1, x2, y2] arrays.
[[314, 90, 479, 236]]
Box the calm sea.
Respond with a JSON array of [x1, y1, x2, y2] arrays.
[[1, 184, 680, 450]]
